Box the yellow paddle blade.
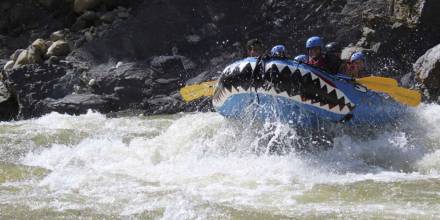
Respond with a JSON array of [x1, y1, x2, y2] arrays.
[[356, 76, 398, 88], [356, 76, 421, 106], [179, 80, 217, 102], [357, 81, 421, 106], [389, 87, 422, 107]]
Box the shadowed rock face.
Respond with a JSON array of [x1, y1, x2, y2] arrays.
[[0, 0, 439, 120], [413, 44, 440, 102]]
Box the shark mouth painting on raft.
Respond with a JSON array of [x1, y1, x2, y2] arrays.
[[213, 60, 356, 115]]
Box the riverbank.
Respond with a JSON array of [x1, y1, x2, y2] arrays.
[[0, 0, 439, 121]]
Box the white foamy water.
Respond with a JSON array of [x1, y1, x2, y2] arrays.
[[0, 105, 440, 219]]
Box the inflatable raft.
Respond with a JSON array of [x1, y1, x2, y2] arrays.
[[212, 57, 407, 128]]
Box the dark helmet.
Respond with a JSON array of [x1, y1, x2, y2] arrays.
[[325, 42, 342, 53]]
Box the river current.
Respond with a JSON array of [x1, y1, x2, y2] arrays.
[[1, 104, 440, 219]]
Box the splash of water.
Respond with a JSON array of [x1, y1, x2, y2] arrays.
[[0, 104, 439, 219]]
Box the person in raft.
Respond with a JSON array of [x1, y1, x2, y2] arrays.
[[325, 42, 343, 74], [305, 36, 328, 70], [245, 38, 265, 57], [346, 51, 370, 78], [270, 45, 287, 58], [294, 54, 308, 63]]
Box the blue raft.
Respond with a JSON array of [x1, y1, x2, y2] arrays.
[[212, 57, 408, 128]]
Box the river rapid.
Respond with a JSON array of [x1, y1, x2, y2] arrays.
[[1, 104, 440, 219]]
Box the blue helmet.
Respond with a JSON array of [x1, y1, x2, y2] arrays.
[[306, 36, 323, 49], [350, 51, 366, 62], [294, 54, 308, 63], [270, 45, 286, 56]]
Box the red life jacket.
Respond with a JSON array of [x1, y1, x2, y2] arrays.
[[306, 56, 327, 69]]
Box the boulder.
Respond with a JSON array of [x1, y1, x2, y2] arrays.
[[78, 10, 98, 21], [50, 30, 67, 41], [0, 81, 10, 103], [42, 93, 117, 115], [10, 49, 24, 61], [13, 48, 42, 68], [74, 0, 101, 14], [46, 40, 70, 57], [37, 0, 56, 8], [3, 64, 81, 118], [72, 11, 98, 30], [0, 95, 18, 121], [3, 60, 14, 70], [100, 11, 117, 23], [413, 44, 440, 101], [31, 38, 48, 55]]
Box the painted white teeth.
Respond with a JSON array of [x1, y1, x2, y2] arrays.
[[250, 62, 256, 70], [319, 79, 326, 88], [288, 65, 296, 73], [265, 63, 273, 70], [276, 64, 286, 71], [341, 106, 349, 114], [327, 87, 335, 94], [214, 86, 354, 115], [336, 90, 344, 99], [238, 62, 249, 71], [215, 62, 357, 115]]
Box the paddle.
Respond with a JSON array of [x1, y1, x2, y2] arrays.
[[362, 82, 421, 107], [179, 76, 421, 106], [180, 80, 217, 102], [356, 76, 398, 89]]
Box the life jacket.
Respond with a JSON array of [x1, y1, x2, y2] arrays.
[[306, 56, 327, 69]]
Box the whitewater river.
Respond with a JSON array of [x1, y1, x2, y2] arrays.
[[1, 104, 440, 219]]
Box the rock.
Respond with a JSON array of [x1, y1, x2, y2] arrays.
[[362, 27, 375, 41], [47, 56, 60, 65], [10, 49, 24, 61], [84, 31, 94, 42], [71, 19, 87, 31], [50, 30, 67, 41], [31, 38, 48, 55], [88, 79, 96, 86], [3, 64, 82, 119], [117, 11, 130, 19], [73, 37, 86, 49], [3, 60, 14, 70], [72, 11, 98, 31], [74, 0, 101, 14], [79, 11, 98, 21], [413, 44, 440, 101], [37, 0, 56, 8], [115, 61, 123, 68], [186, 35, 201, 43], [42, 93, 116, 115], [0, 81, 10, 103], [0, 94, 19, 121], [46, 40, 70, 57], [13, 48, 43, 68], [100, 11, 117, 23]]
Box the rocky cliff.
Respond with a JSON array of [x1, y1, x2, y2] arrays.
[[0, 0, 439, 120]]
